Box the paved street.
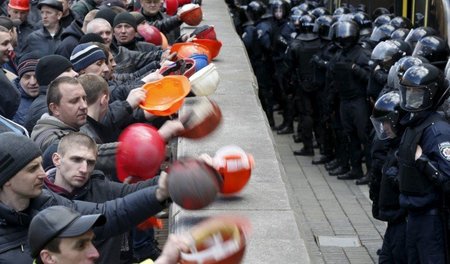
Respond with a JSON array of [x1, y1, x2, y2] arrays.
[[272, 114, 387, 263]]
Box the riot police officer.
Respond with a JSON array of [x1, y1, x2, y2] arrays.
[[369, 91, 408, 263], [241, 0, 275, 128], [397, 63, 450, 263], [283, 13, 322, 156], [328, 20, 372, 180]]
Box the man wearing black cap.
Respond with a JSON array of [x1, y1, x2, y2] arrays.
[[29, 206, 105, 264], [113, 12, 159, 53], [20, 0, 64, 56], [23, 54, 78, 133], [29, 206, 189, 264], [12, 52, 40, 125], [0, 132, 171, 263]]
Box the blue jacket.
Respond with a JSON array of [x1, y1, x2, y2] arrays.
[[12, 78, 37, 126]]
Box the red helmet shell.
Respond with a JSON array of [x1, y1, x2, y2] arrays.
[[164, 0, 178, 16], [8, 0, 30, 11], [137, 24, 163, 46], [116, 123, 166, 182]]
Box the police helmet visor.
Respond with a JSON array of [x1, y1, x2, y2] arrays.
[[370, 113, 399, 140], [399, 84, 436, 111], [334, 22, 358, 39]]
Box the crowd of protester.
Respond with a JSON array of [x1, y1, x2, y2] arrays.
[[0, 0, 209, 263], [229, 0, 450, 263]]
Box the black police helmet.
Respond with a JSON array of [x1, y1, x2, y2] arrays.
[[389, 16, 412, 29], [391, 28, 410, 40], [333, 7, 350, 16], [298, 14, 316, 34], [373, 14, 393, 28], [412, 35, 450, 64], [331, 20, 359, 49], [310, 7, 329, 18], [399, 63, 450, 112], [371, 40, 404, 70], [370, 91, 405, 140], [313, 15, 336, 40], [246, 1, 266, 22], [371, 7, 390, 20], [404, 26, 437, 50], [290, 6, 305, 24], [298, 2, 314, 13], [271, 0, 290, 20], [396, 56, 429, 78], [370, 24, 395, 43]]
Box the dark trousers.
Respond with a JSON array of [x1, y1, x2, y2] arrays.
[[253, 61, 274, 125], [379, 220, 407, 264], [331, 100, 349, 168], [340, 97, 371, 173], [406, 211, 446, 264], [297, 89, 321, 150]]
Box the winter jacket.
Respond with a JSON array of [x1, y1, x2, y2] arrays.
[[60, 10, 77, 29], [0, 115, 29, 136], [0, 68, 20, 119], [0, 186, 165, 263], [109, 78, 145, 102], [141, 10, 182, 44], [30, 114, 117, 174], [112, 44, 162, 74], [12, 78, 38, 126], [120, 39, 161, 53], [71, 0, 97, 22], [44, 169, 160, 264], [55, 19, 85, 59], [15, 22, 36, 58], [113, 61, 160, 84], [20, 26, 63, 57], [23, 86, 47, 133]]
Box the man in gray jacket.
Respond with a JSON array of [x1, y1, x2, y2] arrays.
[[0, 132, 170, 263], [45, 132, 166, 263]]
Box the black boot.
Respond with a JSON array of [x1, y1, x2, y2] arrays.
[[293, 148, 314, 156], [277, 126, 294, 135], [325, 159, 340, 171], [328, 166, 350, 176], [292, 134, 302, 143], [312, 155, 333, 165]]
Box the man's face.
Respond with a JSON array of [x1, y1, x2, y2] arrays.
[[6, 157, 45, 199], [7, 7, 29, 23], [20, 71, 40, 97], [114, 23, 136, 45], [51, 83, 88, 129], [81, 59, 110, 79], [53, 144, 96, 191], [40, 6, 61, 28], [0, 31, 13, 64], [46, 230, 99, 264], [91, 24, 112, 46], [105, 52, 116, 80], [141, 0, 162, 16]]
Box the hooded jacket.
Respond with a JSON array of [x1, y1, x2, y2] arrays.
[[44, 168, 160, 264], [0, 185, 165, 263], [20, 26, 63, 57], [12, 78, 38, 126], [0, 68, 20, 120], [31, 114, 117, 175], [55, 19, 85, 59]]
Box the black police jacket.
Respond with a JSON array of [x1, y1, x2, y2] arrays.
[[328, 44, 371, 100]]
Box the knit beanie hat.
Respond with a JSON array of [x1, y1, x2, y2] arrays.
[[17, 52, 40, 80], [35, 55, 73, 86], [130, 11, 145, 25], [79, 33, 105, 44], [95, 8, 116, 27], [113, 12, 137, 30], [0, 132, 42, 187], [70, 43, 106, 72]]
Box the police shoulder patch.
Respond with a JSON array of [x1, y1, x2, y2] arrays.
[[438, 142, 450, 161]]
